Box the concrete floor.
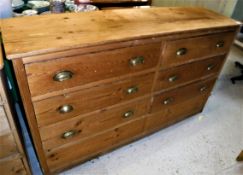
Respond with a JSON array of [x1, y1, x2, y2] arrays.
[[60, 46, 243, 175]]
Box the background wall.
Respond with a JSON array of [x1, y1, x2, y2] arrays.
[[232, 0, 243, 20], [152, 0, 238, 17]]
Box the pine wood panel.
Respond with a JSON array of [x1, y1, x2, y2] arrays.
[[145, 92, 208, 132], [21, 29, 233, 65], [161, 31, 235, 69], [33, 72, 154, 127], [1, 7, 238, 59], [0, 106, 11, 134], [40, 97, 150, 152], [0, 133, 17, 159], [155, 55, 225, 92], [0, 158, 26, 175], [25, 42, 161, 97], [46, 117, 145, 172], [151, 77, 216, 114]]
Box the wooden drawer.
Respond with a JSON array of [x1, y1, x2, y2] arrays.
[[161, 32, 235, 69], [46, 118, 145, 172], [145, 93, 208, 132], [0, 158, 26, 175], [151, 77, 216, 114], [40, 97, 150, 151], [155, 55, 225, 91], [0, 106, 10, 134], [34, 72, 154, 127], [0, 133, 18, 159], [25, 42, 161, 97]]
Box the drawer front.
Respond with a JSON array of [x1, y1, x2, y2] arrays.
[[152, 77, 216, 114], [34, 72, 154, 127], [161, 32, 235, 68], [0, 158, 26, 175], [46, 118, 145, 172], [25, 42, 161, 97], [0, 106, 11, 134], [40, 97, 150, 151], [155, 55, 225, 91], [145, 94, 207, 132], [0, 133, 18, 159]]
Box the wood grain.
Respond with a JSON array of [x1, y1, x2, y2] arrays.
[[0, 71, 31, 175], [161, 31, 235, 69], [2, 7, 239, 174], [0, 158, 26, 175], [21, 28, 235, 64], [12, 59, 49, 174], [40, 97, 150, 151], [155, 55, 225, 92], [1, 7, 238, 59], [33, 72, 154, 127], [46, 117, 145, 172], [0, 106, 11, 134], [25, 42, 161, 97], [0, 133, 17, 159], [145, 93, 208, 133], [151, 77, 216, 114]]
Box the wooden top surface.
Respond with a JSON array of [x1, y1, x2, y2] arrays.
[[1, 7, 238, 59]]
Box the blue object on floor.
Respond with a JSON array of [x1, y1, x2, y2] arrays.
[[15, 103, 43, 175]]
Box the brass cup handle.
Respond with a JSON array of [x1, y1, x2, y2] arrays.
[[129, 56, 145, 66], [168, 75, 178, 82], [126, 86, 139, 94], [207, 64, 215, 71], [123, 110, 134, 119], [163, 97, 174, 105], [176, 48, 187, 56], [62, 130, 77, 139], [57, 104, 73, 114], [53, 70, 73, 82], [200, 86, 207, 92], [216, 41, 224, 48]]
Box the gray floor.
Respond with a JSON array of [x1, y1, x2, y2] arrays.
[[60, 46, 243, 175]]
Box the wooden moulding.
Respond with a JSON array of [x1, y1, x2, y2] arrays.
[[12, 59, 50, 174]]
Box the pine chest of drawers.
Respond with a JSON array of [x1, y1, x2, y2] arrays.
[[0, 7, 239, 174]]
